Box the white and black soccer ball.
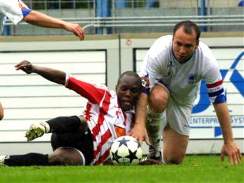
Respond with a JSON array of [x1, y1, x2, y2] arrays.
[[110, 135, 143, 165]]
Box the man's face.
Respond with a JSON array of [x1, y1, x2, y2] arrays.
[[116, 75, 141, 111], [172, 27, 198, 63]]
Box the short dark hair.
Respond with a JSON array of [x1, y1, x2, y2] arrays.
[[117, 71, 142, 89], [173, 20, 201, 41]]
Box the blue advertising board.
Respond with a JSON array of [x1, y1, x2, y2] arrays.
[[190, 49, 244, 139]]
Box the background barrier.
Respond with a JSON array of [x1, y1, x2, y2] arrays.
[[0, 33, 243, 154]]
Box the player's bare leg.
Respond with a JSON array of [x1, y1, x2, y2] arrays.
[[49, 147, 85, 165], [163, 125, 188, 164]]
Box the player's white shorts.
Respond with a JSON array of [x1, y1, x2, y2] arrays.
[[162, 96, 192, 136]]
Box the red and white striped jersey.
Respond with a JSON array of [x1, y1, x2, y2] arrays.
[[66, 76, 134, 165]]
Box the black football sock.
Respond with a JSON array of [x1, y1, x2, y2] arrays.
[[4, 153, 49, 166]]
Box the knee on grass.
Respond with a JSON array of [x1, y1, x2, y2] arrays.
[[164, 156, 184, 165]]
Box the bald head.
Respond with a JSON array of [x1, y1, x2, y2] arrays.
[[173, 20, 201, 41]]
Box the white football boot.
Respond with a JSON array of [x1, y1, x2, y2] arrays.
[[25, 121, 50, 141], [0, 155, 7, 165]]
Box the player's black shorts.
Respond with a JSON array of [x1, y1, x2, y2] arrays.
[[47, 116, 94, 165]]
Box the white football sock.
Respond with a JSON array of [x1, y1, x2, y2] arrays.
[[146, 109, 162, 153]]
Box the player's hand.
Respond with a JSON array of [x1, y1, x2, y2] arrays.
[[221, 141, 241, 165], [25, 122, 49, 141], [128, 123, 149, 144], [15, 60, 33, 74], [63, 22, 85, 40]]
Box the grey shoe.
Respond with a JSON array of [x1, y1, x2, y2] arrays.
[[148, 145, 162, 161], [139, 158, 162, 165]]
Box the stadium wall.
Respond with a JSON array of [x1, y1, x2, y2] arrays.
[[0, 33, 243, 154]]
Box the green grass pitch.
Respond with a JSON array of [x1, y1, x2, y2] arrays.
[[0, 155, 243, 183]]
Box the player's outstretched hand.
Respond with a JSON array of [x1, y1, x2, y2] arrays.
[[25, 122, 50, 141], [221, 141, 242, 165], [63, 22, 85, 40], [128, 123, 149, 144], [15, 60, 33, 74]]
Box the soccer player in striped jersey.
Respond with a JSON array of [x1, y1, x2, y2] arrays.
[[130, 20, 241, 165], [0, 0, 84, 39], [0, 60, 143, 166]]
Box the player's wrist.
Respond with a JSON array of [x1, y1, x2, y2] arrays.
[[223, 138, 234, 145]]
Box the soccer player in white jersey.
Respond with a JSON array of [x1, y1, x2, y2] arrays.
[[130, 20, 241, 165], [0, 0, 84, 120], [0, 0, 84, 39], [0, 60, 143, 166]]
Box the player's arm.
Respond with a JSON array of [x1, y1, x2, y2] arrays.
[[23, 10, 84, 40], [15, 60, 65, 85], [3, 0, 84, 39], [206, 66, 241, 165], [66, 77, 107, 105], [15, 60, 106, 104], [129, 92, 148, 142], [129, 74, 150, 142], [213, 103, 241, 165], [129, 53, 157, 142], [0, 102, 4, 120]]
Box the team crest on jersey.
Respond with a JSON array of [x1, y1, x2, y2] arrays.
[[141, 74, 149, 88], [188, 74, 197, 84]]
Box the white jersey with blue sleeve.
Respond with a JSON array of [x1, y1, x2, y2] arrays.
[[0, 0, 31, 32], [140, 35, 225, 107]]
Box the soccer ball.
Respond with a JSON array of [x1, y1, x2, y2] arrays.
[[110, 135, 143, 165]]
